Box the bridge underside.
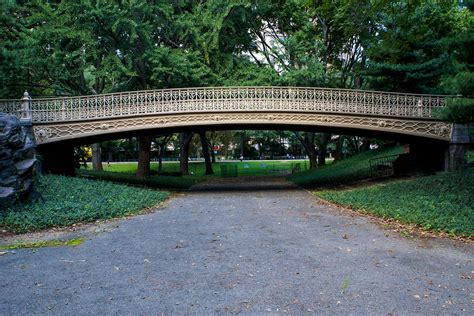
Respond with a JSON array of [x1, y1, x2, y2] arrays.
[[33, 111, 452, 145], [35, 112, 453, 176]]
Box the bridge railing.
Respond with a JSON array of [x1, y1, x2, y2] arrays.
[[0, 86, 447, 123], [0, 99, 21, 116]]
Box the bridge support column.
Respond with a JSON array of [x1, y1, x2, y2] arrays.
[[445, 123, 473, 172], [37, 141, 76, 176]]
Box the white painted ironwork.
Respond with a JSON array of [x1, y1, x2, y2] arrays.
[[0, 86, 447, 123], [0, 99, 21, 116], [21, 91, 32, 121]]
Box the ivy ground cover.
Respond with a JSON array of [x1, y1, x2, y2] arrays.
[[317, 169, 474, 237], [0, 175, 169, 233]]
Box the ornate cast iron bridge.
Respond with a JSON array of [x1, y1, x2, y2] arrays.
[[0, 86, 452, 144]]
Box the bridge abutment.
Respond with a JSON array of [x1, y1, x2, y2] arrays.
[[394, 142, 447, 176], [38, 141, 76, 176], [394, 123, 473, 175], [445, 123, 473, 172]]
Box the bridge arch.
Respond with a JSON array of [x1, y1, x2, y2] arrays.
[[0, 86, 452, 144]]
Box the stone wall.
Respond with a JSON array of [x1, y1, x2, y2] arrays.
[[0, 113, 37, 206]]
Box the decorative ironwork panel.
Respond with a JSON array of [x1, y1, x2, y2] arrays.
[[0, 99, 21, 115], [1, 86, 449, 123], [33, 112, 451, 145]]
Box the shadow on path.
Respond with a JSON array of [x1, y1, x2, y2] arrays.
[[189, 176, 300, 192]]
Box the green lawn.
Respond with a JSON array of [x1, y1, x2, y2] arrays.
[[84, 159, 311, 177], [0, 174, 169, 233], [316, 169, 474, 237], [289, 146, 404, 187]]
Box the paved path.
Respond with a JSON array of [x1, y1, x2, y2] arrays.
[[1, 177, 472, 314]]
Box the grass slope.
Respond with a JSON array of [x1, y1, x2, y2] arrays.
[[317, 170, 474, 237], [289, 146, 404, 187], [0, 175, 169, 233]]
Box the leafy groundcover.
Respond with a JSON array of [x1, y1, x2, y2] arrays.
[[317, 170, 474, 237], [1, 174, 169, 233]]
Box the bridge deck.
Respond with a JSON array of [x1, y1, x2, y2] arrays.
[[0, 87, 452, 143]]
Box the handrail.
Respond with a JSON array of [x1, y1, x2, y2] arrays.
[[369, 153, 404, 177], [0, 86, 448, 123], [0, 86, 450, 101]]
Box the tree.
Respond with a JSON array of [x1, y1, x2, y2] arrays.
[[436, 2, 474, 122], [198, 131, 214, 175], [294, 132, 318, 169], [179, 132, 194, 175], [136, 136, 151, 179], [364, 1, 461, 93], [91, 143, 102, 171], [316, 133, 331, 166], [153, 134, 174, 174]]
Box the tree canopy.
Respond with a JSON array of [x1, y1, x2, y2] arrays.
[[1, 0, 472, 98]]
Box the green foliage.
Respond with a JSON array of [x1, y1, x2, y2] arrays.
[[317, 169, 474, 237], [289, 146, 404, 187], [441, 71, 474, 97], [0, 175, 169, 233], [147, 47, 217, 88], [1, 0, 472, 98], [434, 97, 474, 123], [365, 1, 463, 93]]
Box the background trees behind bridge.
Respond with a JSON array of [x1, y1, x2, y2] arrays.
[[1, 1, 472, 98], [76, 130, 392, 175], [1, 0, 472, 175]]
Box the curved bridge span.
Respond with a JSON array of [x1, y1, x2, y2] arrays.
[[0, 86, 452, 144]]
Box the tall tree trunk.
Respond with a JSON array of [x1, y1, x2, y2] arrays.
[[240, 133, 245, 157], [318, 133, 331, 166], [334, 135, 344, 162], [136, 136, 151, 179], [92, 143, 103, 171], [158, 145, 164, 173], [199, 131, 214, 175], [179, 132, 194, 175], [360, 138, 371, 152], [156, 134, 173, 174], [294, 132, 318, 169]]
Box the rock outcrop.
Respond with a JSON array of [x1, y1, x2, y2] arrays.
[[0, 113, 37, 206]]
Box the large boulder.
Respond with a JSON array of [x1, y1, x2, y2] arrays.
[[0, 113, 37, 207]]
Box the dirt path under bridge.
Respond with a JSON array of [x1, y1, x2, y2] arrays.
[[0, 177, 472, 314]]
